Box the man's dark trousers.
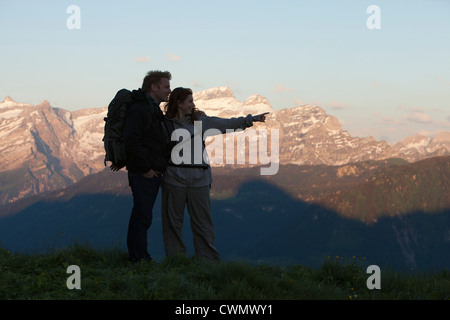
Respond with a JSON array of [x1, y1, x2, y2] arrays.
[[127, 171, 162, 262]]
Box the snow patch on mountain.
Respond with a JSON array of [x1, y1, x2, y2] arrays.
[[193, 87, 274, 117]]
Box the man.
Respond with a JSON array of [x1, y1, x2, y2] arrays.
[[124, 70, 171, 262]]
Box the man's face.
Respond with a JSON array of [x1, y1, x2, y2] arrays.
[[152, 78, 171, 103]]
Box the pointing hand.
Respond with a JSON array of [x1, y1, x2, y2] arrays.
[[254, 112, 269, 122]]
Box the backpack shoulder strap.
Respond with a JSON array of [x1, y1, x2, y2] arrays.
[[161, 116, 175, 142]]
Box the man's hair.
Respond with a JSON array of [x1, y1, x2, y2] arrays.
[[141, 70, 172, 92]]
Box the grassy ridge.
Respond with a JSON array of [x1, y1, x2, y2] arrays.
[[0, 243, 448, 300]]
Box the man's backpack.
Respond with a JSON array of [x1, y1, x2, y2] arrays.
[[103, 89, 177, 172], [102, 89, 134, 171]]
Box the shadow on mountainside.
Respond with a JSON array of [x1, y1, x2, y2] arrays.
[[0, 177, 449, 271]]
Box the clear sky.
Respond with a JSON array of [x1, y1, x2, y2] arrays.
[[1, 0, 449, 143]]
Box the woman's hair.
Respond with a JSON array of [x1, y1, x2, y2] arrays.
[[164, 87, 201, 123]]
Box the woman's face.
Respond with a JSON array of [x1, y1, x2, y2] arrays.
[[177, 94, 195, 117]]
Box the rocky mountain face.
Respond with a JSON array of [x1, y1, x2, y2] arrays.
[[194, 87, 449, 166], [0, 97, 106, 204], [391, 132, 450, 162], [0, 88, 449, 205]]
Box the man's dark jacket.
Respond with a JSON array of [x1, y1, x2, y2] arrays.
[[123, 89, 168, 174]]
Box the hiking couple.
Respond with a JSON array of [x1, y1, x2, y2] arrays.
[[123, 70, 268, 263]]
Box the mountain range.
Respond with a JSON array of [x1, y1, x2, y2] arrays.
[[1, 88, 449, 206]]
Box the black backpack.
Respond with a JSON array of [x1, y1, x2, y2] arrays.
[[102, 89, 134, 171], [103, 89, 179, 172]]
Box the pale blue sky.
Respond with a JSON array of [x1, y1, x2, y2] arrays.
[[1, 0, 449, 143]]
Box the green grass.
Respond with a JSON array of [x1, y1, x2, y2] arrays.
[[0, 243, 448, 300]]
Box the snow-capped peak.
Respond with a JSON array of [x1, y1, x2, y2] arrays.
[[4, 96, 15, 103], [191, 87, 274, 117], [244, 94, 270, 106], [393, 134, 430, 152], [0, 96, 33, 109], [193, 87, 235, 101], [432, 131, 450, 143], [1, 96, 18, 108]]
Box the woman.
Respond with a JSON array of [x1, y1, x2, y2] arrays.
[[161, 87, 268, 262]]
